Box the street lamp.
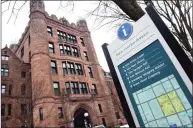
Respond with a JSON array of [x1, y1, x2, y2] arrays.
[[84, 112, 91, 128], [84, 112, 88, 117]]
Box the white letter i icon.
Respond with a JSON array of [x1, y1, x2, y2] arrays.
[[122, 25, 128, 37]]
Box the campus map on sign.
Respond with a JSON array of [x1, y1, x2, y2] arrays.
[[133, 75, 192, 127], [118, 40, 193, 127]]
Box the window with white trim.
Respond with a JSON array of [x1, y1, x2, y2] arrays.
[[47, 26, 52, 36], [67, 34, 76, 43], [59, 44, 64, 54], [51, 61, 57, 74], [1, 56, 9, 60], [67, 62, 76, 74], [72, 47, 79, 57], [53, 82, 60, 96], [62, 62, 68, 75], [80, 82, 88, 94], [75, 63, 83, 75], [57, 30, 67, 42], [71, 82, 79, 94], [83, 51, 89, 61], [49, 42, 55, 53], [1, 84, 6, 94], [88, 67, 93, 78], [64, 45, 71, 56], [1, 64, 9, 76]]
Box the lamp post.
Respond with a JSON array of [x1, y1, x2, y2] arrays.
[[84, 112, 91, 128]]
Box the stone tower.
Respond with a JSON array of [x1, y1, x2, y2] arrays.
[[29, 0, 55, 126]]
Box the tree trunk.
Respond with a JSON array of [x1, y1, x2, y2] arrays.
[[112, 0, 145, 21]]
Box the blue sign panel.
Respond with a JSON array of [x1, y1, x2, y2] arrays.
[[118, 40, 193, 127], [117, 23, 133, 40]]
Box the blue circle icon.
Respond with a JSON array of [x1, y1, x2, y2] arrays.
[[117, 23, 133, 40]]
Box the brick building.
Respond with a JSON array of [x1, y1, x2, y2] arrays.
[[1, 1, 126, 127]]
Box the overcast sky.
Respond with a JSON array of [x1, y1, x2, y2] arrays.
[[3, 1, 191, 71], [2, 1, 122, 72]]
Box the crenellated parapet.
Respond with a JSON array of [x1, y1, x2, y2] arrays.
[[45, 11, 88, 31]]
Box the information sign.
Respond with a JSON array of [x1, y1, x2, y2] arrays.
[[106, 8, 192, 127]]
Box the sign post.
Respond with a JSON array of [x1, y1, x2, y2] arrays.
[[102, 5, 192, 127]]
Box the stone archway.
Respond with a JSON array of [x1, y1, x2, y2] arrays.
[[73, 108, 91, 128]]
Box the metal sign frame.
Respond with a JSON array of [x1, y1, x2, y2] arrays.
[[102, 5, 192, 127]]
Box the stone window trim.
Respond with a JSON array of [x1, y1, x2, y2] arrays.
[[75, 63, 84, 75], [98, 104, 103, 113], [49, 42, 55, 53], [58, 107, 63, 119], [62, 61, 84, 76], [79, 82, 88, 94], [64, 45, 72, 56], [67, 34, 77, 43], [1, 55, 9, 61], [65, 81, 90, 95], [1, 84, 6, 94], [47, 26, 52, 36], [88, 67, 94, 78], [91, 84, 97, 95], [71, 47, 79, 57], [57, 30, 77, 43], [67, 62, 76, 75], [80, 37, 85, 46], [71, 82, 80, 94], [39, 107, 43, 121], [57, 30, 67, 42], [1, 64, 9, 77], [59, 44, 80, 58], [65, 82, 71, 95], [51, 60, 58, 74], [53, 82, 61, 96], [83, 51, 89, 61], [62, 62, 68, 75]]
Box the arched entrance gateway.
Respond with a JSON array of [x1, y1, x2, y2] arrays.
[[73, 108, 92, 128]]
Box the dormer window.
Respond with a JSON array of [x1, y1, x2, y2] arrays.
[[1, 56, 9, 60]]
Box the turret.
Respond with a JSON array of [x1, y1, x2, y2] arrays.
[[29, 1, 54, 126], [76, 19, 89, 32], [30, 0, 45, 14]]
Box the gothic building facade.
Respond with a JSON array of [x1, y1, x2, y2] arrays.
[[1, 1, 126, 127]]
